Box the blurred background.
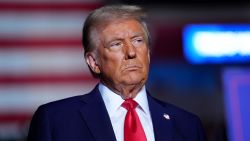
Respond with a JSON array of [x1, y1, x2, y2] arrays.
[[0, 0, 250, 141]]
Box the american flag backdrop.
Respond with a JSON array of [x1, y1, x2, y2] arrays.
[[0, 0, 101, 140]]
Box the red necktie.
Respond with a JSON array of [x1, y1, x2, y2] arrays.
[[122, 99, 147, 141]]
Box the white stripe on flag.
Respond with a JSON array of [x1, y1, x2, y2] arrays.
[[0, 82, 97, 113], [0, 12, 88, 39], [0, 47, 89, 76]]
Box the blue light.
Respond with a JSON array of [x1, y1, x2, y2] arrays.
[[183, 24, 250, 64]]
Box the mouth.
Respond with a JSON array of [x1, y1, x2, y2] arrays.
[[122, 65, 142, 71]]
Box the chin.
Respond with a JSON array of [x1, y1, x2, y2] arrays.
[[123, 77, 145, 85], [120, 72, 147, 84]]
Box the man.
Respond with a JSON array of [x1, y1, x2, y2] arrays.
[[27, 5, 206, 141]]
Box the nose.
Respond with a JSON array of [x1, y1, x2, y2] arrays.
[[124, 41, 136, 59]]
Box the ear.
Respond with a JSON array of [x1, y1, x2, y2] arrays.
[[85, 52, 101, 74]]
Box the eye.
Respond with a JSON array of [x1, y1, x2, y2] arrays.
[[109, 41, 123, 48], [132, 37, 144, 47]]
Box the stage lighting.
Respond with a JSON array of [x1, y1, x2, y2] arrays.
[[183, 24, 250, 64]]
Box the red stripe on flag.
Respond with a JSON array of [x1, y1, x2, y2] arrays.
[[0, 113, 32, 122], [0, 2, 103, 11], [0, 74, 97, 84]]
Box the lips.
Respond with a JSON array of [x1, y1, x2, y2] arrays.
[[122, 64, 142, 71]]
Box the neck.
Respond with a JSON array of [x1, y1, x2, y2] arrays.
[[101, 80, 144, 100]]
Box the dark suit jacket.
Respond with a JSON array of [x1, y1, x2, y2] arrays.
[[27, 85, 206, 141]]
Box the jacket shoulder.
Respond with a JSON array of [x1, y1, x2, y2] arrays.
[[150, 96, 206, 141], [151, 96, 200, 120], [37, 87, 97, 114]]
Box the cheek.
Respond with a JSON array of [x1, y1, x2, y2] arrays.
[[138, 49, 150, 63], [140, 51, 150, 73], [101, 53, 123, 71]]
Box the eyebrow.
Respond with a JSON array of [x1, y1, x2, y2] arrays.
[[105, 32, 145, 44], [131, 32, 145, 38]]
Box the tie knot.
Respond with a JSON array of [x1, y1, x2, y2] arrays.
[[122, 99, 138, 110]]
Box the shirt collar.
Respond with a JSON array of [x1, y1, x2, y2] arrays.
[[99, 83, 124, 117], [99, 83, 150, 117], [133, 85, 150, 115]]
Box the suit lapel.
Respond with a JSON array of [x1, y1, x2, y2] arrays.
[[147, 94, 176, 141], [79, 86, 116, 141]]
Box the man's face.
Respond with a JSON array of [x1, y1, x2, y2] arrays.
[[89, 19, 150, 93]]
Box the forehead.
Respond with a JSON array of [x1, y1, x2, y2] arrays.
[[100, 19, 145, 39]]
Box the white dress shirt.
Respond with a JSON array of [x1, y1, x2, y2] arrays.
[[99, 83, 155, 141]]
